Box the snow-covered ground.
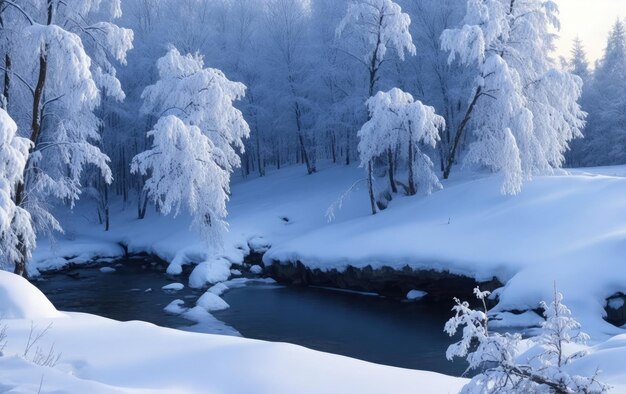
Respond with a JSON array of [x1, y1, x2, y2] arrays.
[[22, 162, 626, 391]]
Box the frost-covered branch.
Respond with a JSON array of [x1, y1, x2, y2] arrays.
[[445, 286, 610, 393]]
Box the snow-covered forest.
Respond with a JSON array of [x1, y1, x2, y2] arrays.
[[1, 0, 626, 393]]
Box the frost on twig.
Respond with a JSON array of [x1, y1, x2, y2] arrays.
[[23, 322, 61, 368], [326, 178, 367, 222]]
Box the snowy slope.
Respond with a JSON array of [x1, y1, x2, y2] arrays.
[[264, 167, 626, 337]]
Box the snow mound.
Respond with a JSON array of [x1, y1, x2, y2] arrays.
[[249, 265, 263, 274], [196, 291, 230, 312], [0, 271, 64, 319], [164, 299, 186, 315], [99, 267, 116, 273], [248, 235, 271, 252], [188, 257, 231, 289]]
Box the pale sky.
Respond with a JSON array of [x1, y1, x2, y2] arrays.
[[556, 0, 626, 65]]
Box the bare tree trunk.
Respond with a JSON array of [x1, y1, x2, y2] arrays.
[[408, 131, 416, 196], [345, 128, 351, 166], [298, 132, 315, 174], [2, 54, 10, 110], [121, 146, 128, 202], [256, 126, 264, 177], [14, 45, 48, 278], [103, 183, 109, 232], [367, 160, 377, 215], [331, 132, 336, 163], [443, 86, 482, 180], [387, 148, 397, 193], [137, 189, 149, 220]]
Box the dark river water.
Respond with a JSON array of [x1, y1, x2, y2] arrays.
[[35, 259, 466, 376]]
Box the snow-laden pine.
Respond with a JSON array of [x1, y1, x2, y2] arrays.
[[358, 88, 443, 208], [440, 0, 585, 194], [574, 20, 626, 166], [132, 48, 250, 243], [0, 109, 34, 270]]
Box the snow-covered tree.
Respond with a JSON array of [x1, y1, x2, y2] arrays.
[[577, 20, 626, 166], [0, 0, 133, 276], [337, 0, 416, 194], [397, 0, 473, 173], [358, 88, 443, 213], [132, 48, 250, 243], [564, 38, 592, 167], [445, 287, 609, 393], [569, 38, 590, 82], [0, 109, 34, 271], [440, 0, 585, 193], [337, 0, 416, 98]]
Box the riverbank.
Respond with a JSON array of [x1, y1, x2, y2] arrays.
[[30, 164, 626, 335]]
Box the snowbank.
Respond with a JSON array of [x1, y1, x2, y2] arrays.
[[0, 271, 64, 319]]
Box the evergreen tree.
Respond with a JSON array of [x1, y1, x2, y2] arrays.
[[569, 38, 590, 82], [580, 19, 626, 165]]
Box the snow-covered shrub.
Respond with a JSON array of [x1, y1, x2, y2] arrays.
[[445, 287, 609, 393]]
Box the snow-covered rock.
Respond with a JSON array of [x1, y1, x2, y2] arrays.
[[248, 236, 271, 252], [99, 267, 116, 273], [188, 257, 232, 289], [249, 265, 263, 274], [406, 290, 427, 300], [196, 291, 230, 312], [164, 299, 186, 315]]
